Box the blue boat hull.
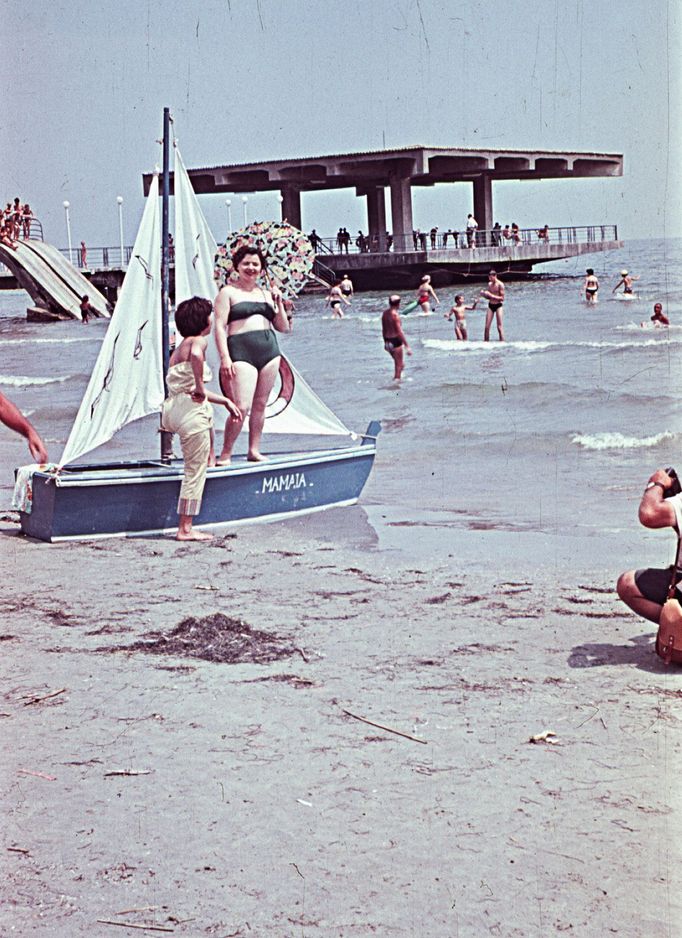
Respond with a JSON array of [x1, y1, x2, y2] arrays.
[[19, 422, 380, 542]]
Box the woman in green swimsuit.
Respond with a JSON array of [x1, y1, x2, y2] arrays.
[[214, 245, 290, 464]]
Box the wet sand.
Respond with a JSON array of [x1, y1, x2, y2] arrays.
[[2, 510, 681, 937]]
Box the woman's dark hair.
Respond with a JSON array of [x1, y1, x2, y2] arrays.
[[231, 244, 267, 270], [174, 296, 212, 337], [586, 268, 594, 275]]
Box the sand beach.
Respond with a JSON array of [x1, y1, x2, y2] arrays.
[[2, 504, 681, 936]]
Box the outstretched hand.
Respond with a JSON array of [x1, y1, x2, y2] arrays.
[[28, 429, 48, 464]]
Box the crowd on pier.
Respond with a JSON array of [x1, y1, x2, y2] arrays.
[[0, 197, 34, 246], [309, 216, 552, 254]]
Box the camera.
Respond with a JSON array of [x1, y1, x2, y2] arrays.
[[664, 467, 682, 498]]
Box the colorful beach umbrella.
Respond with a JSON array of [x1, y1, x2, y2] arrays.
[[214, 220, 315, 298]]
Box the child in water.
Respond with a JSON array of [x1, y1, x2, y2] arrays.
[[446, 294, 478, 340], [161, 296, 241, 541]]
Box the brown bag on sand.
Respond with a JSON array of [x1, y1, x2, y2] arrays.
[[657, 598, 682, 665], [656, 538, 682, 665]]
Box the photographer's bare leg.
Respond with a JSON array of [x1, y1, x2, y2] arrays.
[[616, 571, 663, 624]]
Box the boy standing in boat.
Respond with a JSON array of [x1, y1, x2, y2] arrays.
[[382, 295, 412, 380], [162, 296, 241, 541]]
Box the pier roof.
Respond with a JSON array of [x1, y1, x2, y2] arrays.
[[158, 145, 623, 196]]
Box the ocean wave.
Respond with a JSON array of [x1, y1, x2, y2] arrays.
[[571, 430, 675, 451], [422, 337, 682, 353], [0, 337, 93, 346], [0, 374, 73, 387]]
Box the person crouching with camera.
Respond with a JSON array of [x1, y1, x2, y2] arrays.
[[617, 468, 682, 623]]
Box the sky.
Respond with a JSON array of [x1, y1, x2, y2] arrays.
[[3, 0, 680, 249]]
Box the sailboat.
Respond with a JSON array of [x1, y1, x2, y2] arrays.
[[15, 111, 379, 542]]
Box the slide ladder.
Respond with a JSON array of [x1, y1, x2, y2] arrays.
[[0, 239, 111, 320]]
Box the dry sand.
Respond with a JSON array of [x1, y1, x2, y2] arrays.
[[1, 509, 681, 937]]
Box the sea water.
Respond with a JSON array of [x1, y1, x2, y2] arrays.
[[1, 238, 680, 572]]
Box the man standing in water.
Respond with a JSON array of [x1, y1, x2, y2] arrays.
[[481, 269, 506, 341], [339, 273, 354, 300], [382, 295, 412, 380]]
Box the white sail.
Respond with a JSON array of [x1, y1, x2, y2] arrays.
[[173, 146, 218, 304], [261, 357, 352, 436], [59, 174, 164, 467]]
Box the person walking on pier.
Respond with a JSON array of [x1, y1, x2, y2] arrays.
[[382, 295, 412, 381], [481, 269, 506, 341], [21, 204, 33, 239], [466, 214, 478, 248]]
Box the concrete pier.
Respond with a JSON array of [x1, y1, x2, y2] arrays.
[[165, 144, 623, 257]]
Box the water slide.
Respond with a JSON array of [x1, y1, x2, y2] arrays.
[[0, 239, 111, 320]]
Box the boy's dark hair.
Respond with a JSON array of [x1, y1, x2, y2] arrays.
[[174, 296, 212, 337], [231, 244, 268, 270]]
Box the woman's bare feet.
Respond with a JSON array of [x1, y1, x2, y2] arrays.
[[215, 453, 232, 466], [247, 451, 268, 462]]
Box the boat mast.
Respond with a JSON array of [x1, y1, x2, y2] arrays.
[[160, 106, 173, 461]]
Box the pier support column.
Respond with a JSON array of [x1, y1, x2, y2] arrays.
[[365, 186, 387, 251], [473, 175, 493, 245], [281, 185, 302, 229], [390, 176, 414, 252]]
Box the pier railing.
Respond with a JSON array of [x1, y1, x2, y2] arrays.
[[318, 224, 619, 255]]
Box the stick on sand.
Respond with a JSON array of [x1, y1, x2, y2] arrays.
[[341, 708, 428, 744]]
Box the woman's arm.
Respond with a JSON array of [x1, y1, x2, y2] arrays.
[[269, 288, 291, 333], [214, 288, 235, 378]]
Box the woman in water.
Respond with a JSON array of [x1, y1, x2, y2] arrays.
[[416, 274, 439, 314], [583, 268, 599, 304], [214, 245, 290, 464]]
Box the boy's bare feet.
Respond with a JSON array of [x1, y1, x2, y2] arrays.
[[176, 530, 214, 541]]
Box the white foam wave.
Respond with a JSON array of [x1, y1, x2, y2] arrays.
[[0, 374, 72, 387], [0, 337, 92, 347], [571, 430, 675, 451], [422, 336, 682, 353]]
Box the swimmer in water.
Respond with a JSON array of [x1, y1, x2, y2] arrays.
[[446, 294, 478, 341], [326, 282, 351, 318], [612, 269, 640, 296], [641, 302, 669, 328], [583, 268, 599, 304], [416, 274, 439, 314], [382, 294, 412, 380], [480, 269, 506, 341]]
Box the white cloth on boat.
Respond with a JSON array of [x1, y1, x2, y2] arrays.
[[12, 463, 57, 514], [161, 361, 214, 517]]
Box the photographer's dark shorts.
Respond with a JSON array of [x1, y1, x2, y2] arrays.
[[634, 567, 682, 604]]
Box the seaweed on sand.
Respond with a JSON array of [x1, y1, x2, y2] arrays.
[[101, 613, 298, 665]]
